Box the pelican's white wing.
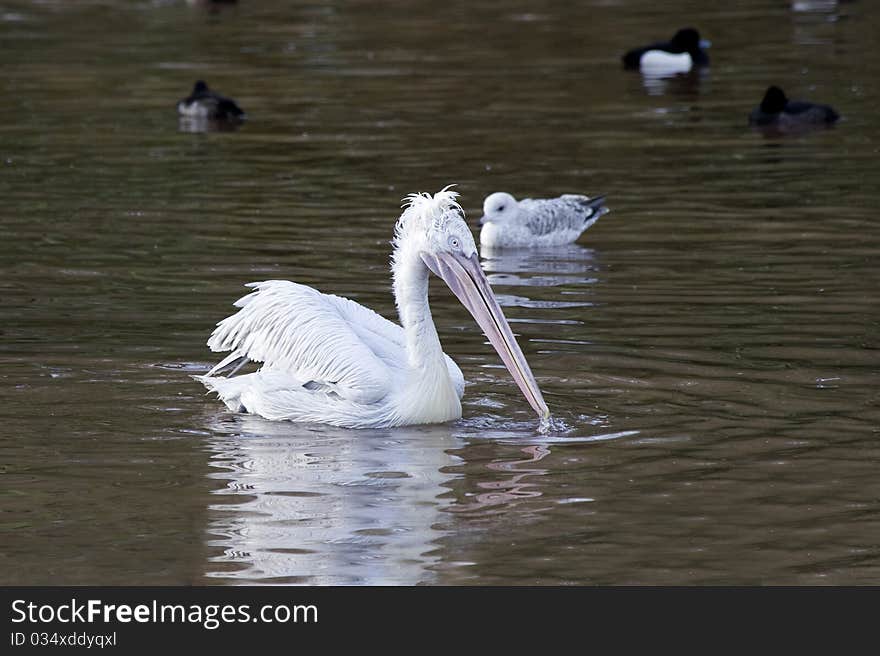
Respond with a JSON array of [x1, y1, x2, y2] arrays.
[[306, 288, 465, 398], [207, 280, 399, 405]]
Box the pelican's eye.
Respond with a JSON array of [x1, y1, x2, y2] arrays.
[[447, 235, 461, 251], [497, 205, 505, 212]]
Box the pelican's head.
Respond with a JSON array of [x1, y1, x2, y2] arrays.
[[393, 187, 550, 421], [394, 186, 478, 260], [479, 191, 519, 225]]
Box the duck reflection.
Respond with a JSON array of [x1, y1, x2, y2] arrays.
[[791, 0, 846, 47], [640, 68, 708, 99], [178, 115, 244, 134]]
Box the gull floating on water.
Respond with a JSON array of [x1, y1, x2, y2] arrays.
[[479, 192, 609, 248], [196, 188, 549, 428]]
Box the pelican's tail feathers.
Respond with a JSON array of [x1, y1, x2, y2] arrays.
[[206, 352, 250, 377], [193, 374, 249, 412], [195, 371, 305, 415]]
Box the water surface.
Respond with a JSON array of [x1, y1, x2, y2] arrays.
[[2, 0, 879, 585]]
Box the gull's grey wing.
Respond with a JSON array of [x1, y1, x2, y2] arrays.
[[521, 195, 606, 236]]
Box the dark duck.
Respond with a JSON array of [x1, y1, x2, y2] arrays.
[[749, 85, 839, 129], [176, 80, 245, 122], [622, 27, 710, 75]]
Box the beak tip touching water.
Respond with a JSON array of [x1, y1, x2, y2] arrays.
[[424, 249, 550, 421]]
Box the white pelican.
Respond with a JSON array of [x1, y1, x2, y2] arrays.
[[196, 188, 549, 428], [479, 192, 608, 248]]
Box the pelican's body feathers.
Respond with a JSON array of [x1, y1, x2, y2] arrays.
[[198, 280, 464, 428]]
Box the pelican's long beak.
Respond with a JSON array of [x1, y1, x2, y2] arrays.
[[478, 215, 490, 225], [421, 250, 550, 420]]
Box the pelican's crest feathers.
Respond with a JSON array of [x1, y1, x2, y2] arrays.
[[392, 185, 463, 252]]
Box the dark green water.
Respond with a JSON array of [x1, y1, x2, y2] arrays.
[[2, 0, 878, 584]]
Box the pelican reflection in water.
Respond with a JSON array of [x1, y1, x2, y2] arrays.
[[204, 416, 462, 584], [197, 188, 549, 428], [203, 415, 557, 584]]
